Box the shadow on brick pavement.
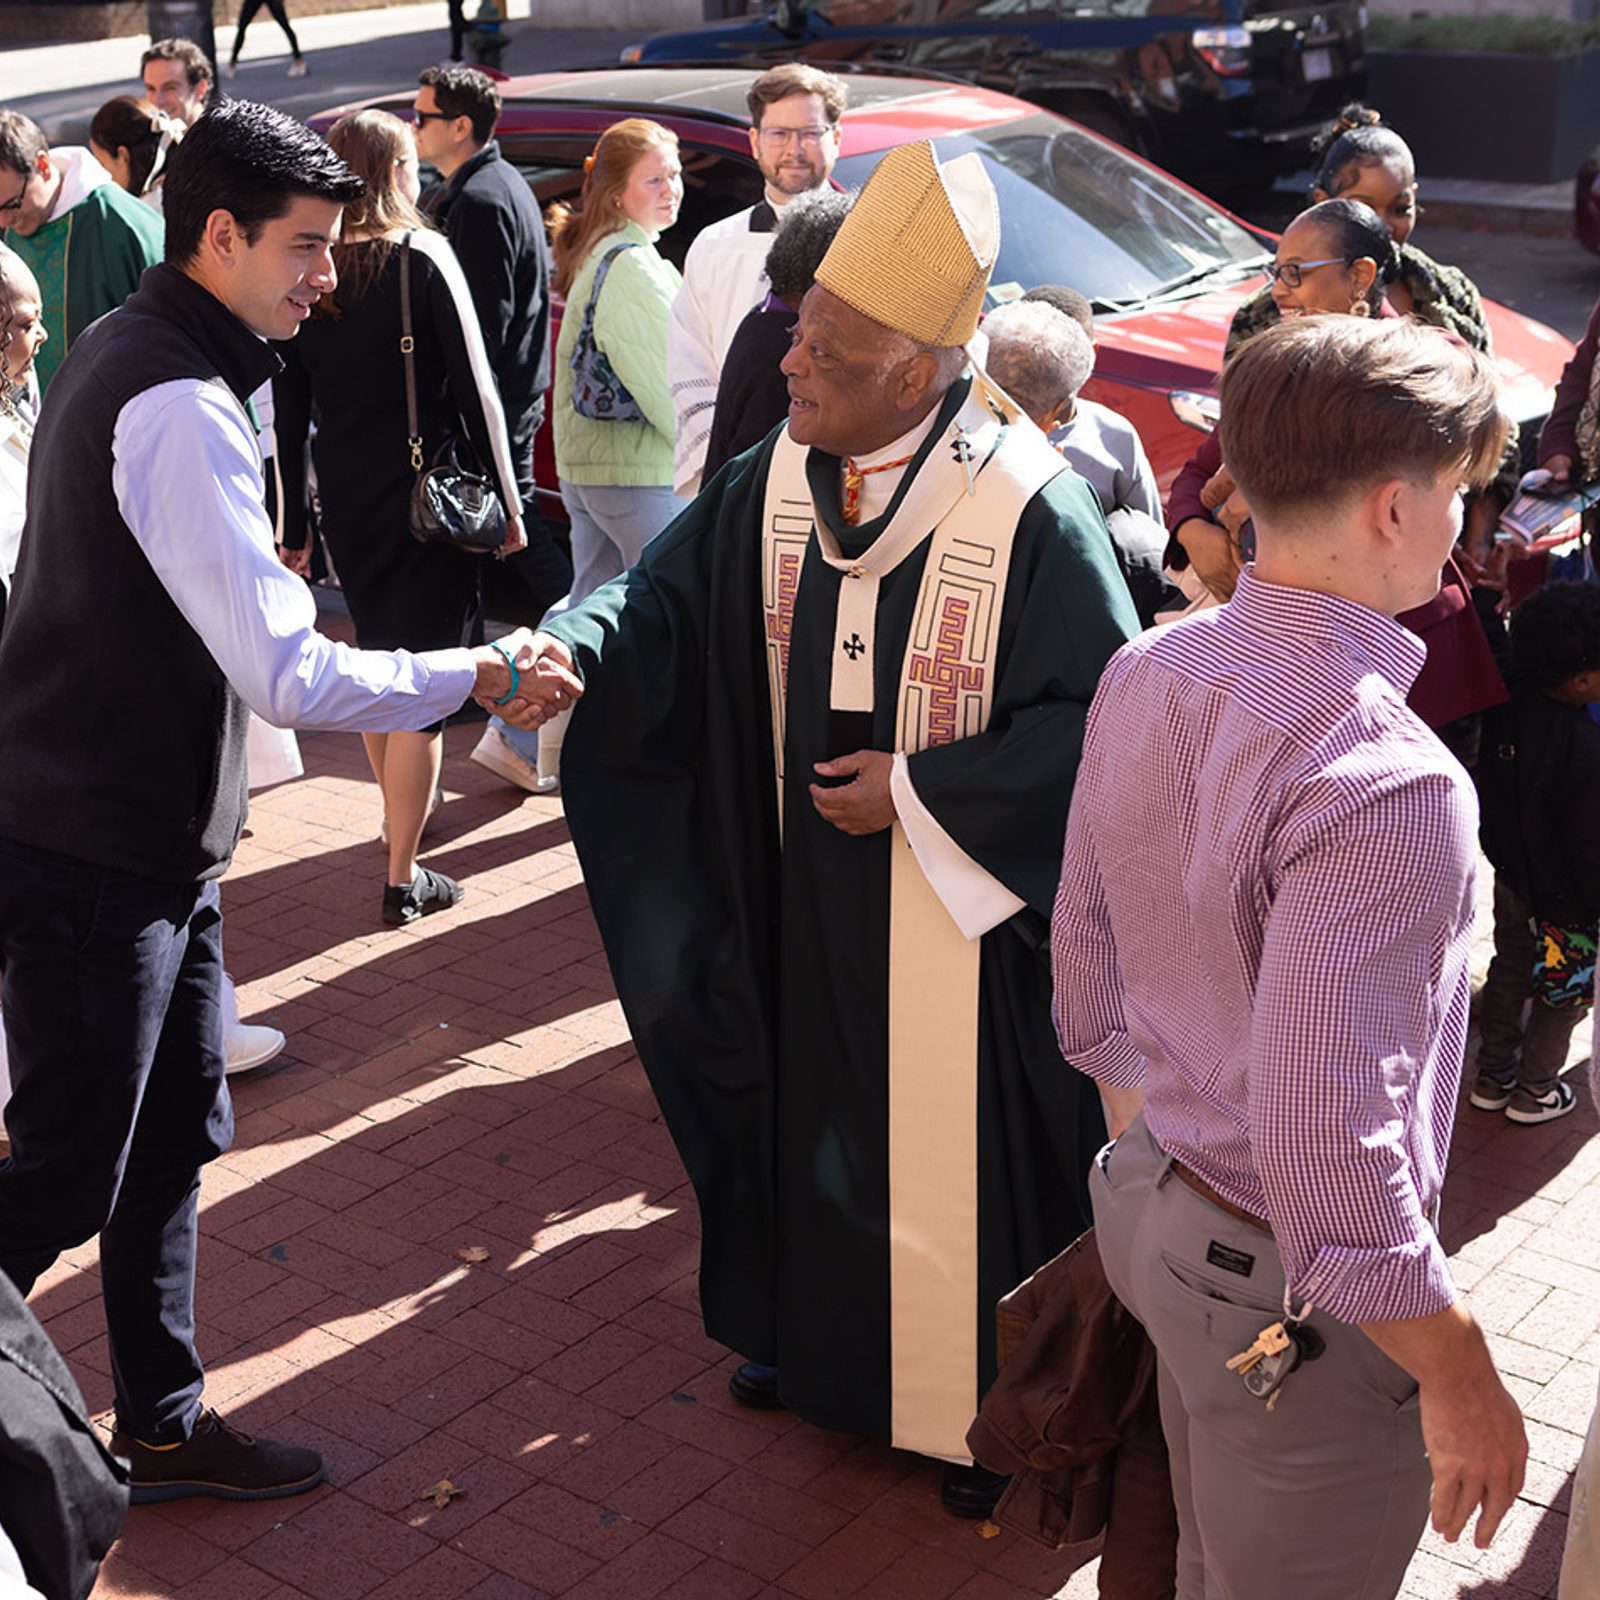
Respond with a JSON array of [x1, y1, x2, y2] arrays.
[[21, 689, 1600, 1599]]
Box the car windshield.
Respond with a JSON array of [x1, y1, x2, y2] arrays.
[[832, 110, 1267, 309]]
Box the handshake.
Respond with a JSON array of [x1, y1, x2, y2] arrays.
[[468, 629, 584, 732]]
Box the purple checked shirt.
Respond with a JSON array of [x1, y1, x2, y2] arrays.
[[1052, 569, 1478, 1325]]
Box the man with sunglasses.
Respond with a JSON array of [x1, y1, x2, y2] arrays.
[[0, 109, 163, 393], [667, 62, 847, 498]]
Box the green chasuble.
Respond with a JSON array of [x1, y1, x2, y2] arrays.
[[543, 380, 1139, 1441], [14, 185, 164, 392]]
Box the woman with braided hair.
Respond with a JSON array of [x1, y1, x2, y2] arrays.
[[1225, 103, 1490, 358]]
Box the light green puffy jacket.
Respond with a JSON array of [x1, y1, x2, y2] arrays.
[[553, 221, 681, 487]]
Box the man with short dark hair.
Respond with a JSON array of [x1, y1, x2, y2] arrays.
[[0, 99, 561, 1506], [668, 62, 848, 498], [1053, 316, 1528, 1594], [140, 37, 214, 128], [0, 108, 164, 390]]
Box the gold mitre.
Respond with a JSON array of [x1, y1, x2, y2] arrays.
[[814, 141, 999, 348]]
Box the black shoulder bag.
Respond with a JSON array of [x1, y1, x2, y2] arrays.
[[400, 232, 508, 555]]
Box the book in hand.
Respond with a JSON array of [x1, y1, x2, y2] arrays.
[[1496, 472, 1600, 550]]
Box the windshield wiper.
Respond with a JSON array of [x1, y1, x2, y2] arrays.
[[1092, 253, 1270, 315]]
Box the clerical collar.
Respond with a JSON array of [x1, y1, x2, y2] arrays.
[[842, 405, 944, 526]]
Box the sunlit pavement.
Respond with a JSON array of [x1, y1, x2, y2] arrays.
[[28, 608, 1587, 1598]]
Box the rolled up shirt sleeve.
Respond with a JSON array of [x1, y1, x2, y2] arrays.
[[1250, 767, 1476, 1324], [1051, 675, 1149, 1090], [112, 379, 477, 732]]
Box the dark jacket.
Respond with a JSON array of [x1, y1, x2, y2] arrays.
[[0, 264, 269, 882], [431, 140, 552, 497], [967, 1229, 1177, 1599], [0, 1273, 128, 1600], [1478, 683, 1600, 925], [704, 294, 796, 481]]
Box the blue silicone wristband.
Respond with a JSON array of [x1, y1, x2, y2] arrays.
[[488, 640, 519, 706]]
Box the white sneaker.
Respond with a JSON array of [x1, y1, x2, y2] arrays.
[[226, 1023, 286, 1076], [470, 725, 551, 794], [286, 57, 309, 78], [223, 59, 239, 78]]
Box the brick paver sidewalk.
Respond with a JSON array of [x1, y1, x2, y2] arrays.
[[31, 720, 1598, 1600]]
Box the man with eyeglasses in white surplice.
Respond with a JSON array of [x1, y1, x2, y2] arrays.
[[667, 63, 847, 499]]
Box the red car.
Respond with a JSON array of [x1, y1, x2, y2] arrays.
[[313, 67, 1573, 500]]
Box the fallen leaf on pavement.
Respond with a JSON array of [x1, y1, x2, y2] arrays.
[[455, 1245, 490, 1264], [420, 1479, 464, 1510], [978, 1521, 1000, 1539]]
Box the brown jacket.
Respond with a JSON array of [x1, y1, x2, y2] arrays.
[[967, 1228, 1177, 1599]]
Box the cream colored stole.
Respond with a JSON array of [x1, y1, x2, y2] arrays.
[[760, 396, 1065, 1461]]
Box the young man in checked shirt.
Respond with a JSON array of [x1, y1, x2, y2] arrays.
[[1052, 316, 1528, 1598]]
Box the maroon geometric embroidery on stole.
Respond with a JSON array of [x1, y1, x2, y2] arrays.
[[906, 592, 985, 746], [765, 547, 803, 698]]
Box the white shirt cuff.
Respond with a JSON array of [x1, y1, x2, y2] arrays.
[[890, 752, 1025, 941]]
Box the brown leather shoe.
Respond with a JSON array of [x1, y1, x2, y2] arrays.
[[110, 1409, 324, 1504]]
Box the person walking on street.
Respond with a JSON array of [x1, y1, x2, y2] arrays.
[[225, 0, 308, 78], [0, 98, 558, 1507], [1054, 316, 1527, 1597]]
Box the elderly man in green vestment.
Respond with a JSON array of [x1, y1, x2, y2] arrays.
[[0, 111, 164, 392], [511, 140, 1138, 1515]]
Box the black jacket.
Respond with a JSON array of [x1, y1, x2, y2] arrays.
[[1478, 683, 1600, 925], [430, 141, 551, 492]]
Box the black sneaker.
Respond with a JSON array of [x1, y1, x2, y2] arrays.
[[727, 1362, 784, 1410], [382, 866, 465, 927], [111, 1409, 323, 1504], [1506, 1080, 1578, 1126]]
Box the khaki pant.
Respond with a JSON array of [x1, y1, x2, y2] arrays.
[[1562, 1371, 1600, 1599], [1091, 1119, 1431, 1600]]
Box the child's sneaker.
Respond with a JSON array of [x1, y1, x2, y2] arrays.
[[1469, 1072, 1517, 1111], [1505, 1080, 1578, 1125]]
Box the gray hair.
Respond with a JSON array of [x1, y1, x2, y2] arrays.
[[981, 300, 1094, 424], [765, 188, 852, 307]]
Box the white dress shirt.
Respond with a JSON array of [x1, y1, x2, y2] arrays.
[[110, 376, 477, 732]]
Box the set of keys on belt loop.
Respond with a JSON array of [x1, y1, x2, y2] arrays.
[[1226, 1293, 1326, 1410]]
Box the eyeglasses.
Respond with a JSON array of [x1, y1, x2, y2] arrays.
[[755, 125, 834, 151], [0, 183, 26, 215], [1263, 256, 1348, 289], [409, 109, 455, 125]]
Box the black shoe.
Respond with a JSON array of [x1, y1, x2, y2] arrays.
[[941, 1461, 1009, 1519], [382, 866, 465, 927], [727, 1361, 784, 1410], [111, 1409, 324, 1504]]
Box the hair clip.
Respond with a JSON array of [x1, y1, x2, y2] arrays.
[[583, 154, 595, 174]]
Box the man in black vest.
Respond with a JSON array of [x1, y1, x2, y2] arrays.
[[0, 100, 570, 1504]]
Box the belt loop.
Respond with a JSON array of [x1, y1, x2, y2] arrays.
[[1154, 1143, 1178, 1190]]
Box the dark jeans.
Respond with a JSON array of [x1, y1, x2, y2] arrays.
[[0, 838, 232, 1443], [448, 0, 467, 59], [1477, 876, 1582, 1094]]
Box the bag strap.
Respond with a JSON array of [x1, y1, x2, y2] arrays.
[[399, 231, 423, 473], [580, 241, 636, 340]]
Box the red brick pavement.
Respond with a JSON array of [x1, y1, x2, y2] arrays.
[[28, 718, 1596, 1600]]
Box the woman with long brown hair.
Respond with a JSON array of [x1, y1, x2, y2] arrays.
[[273, 109, 525, 926]]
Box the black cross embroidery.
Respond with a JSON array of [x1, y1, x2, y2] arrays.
[[951, 436, 976, 466], [842, 633, 866, 661]]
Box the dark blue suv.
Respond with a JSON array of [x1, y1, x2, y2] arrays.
[[622, 0, 1368, 193]]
